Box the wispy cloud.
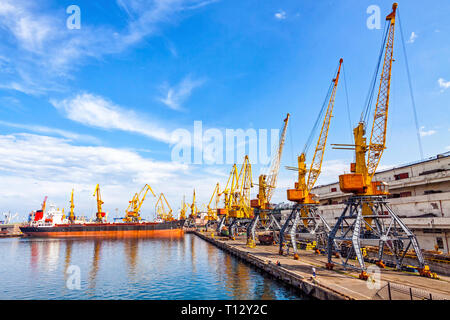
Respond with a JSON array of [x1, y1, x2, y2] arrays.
[[438, 78, 450, 92], [0, 120, 100, 144], [0, 0, 217, 95], [407, 31, 418, 43], [51, 92, 176, 143], [274, 10, 286, 20], [159, 75, 205, 110], [419, 126, 436, 137]]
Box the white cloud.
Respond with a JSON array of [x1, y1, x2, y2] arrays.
[[159, 75, 205, 110], [438, 78, 450, 91], [51, 93, 175, 143], [407, 31, 418, 43], [419, 126, 436, 137], [0, 133, 190, 219], [0, 120, 100, 144], [274, 10, 286, 20], [0, 0, 217, 95]]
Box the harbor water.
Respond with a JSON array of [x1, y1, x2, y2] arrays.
[[0, 234, 306, 300]]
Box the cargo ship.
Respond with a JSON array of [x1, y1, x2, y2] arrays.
[[20, 203, 185, 238]]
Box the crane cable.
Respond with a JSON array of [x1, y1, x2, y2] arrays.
[[361, 20, 390, 124], [342, 61, 353, 144], [302, 63, 339, 156], [397, 8, 424, 160]]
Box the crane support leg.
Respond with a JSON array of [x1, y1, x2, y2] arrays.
[[326, 196, 430, 278]]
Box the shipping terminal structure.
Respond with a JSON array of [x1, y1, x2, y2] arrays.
[[14, 3, 450, 290]]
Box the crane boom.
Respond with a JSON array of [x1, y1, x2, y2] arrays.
[[367, 3, 397, 178], [307, 59, 343, 191], [287, 58, 343, 204], [266, 113, 290, 204], [69, 188, 75, 222]]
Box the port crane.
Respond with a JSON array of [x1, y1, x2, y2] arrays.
[[179, 195, 188, 220], [155, 193, 174, 221], [205, 183, 220, 229], [226, 155, 253, 238], [124, 184, 156, 223], [69, 188, 75, 222], [326, 3, 432, 279], [93, 184, 105, 222], [216, 163, 239, 233], [185, 189, 198, 228], [278, 58, 343, 258], [247, 114, 290, 247]]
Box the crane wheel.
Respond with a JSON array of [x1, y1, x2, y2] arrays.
[[325, 263, 334, 270], [293, 253, 299, 260], [359, 271, 369, 280]]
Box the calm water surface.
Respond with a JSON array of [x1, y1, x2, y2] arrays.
[[0, 234, 305, 299]]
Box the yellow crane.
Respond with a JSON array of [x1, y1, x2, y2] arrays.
[[179, 195, 188, 221], [226, 155, 253, 238], [185, 189, 198, 228], [124, 184, 156, 223], [247, 113, 290, 247], [93, 184, 105, 222], [279, 58, 343, 258], [69, 188, 75, 222], [327, 3, 432, 279], [205, 183, 220, 228], [216, 164, 239, 233], [155, 193, 174, 222]]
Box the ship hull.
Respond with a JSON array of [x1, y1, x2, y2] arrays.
[[20, 220, 185, 238]]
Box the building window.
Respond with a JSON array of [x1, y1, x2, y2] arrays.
[[436, 237, 444, 250], [394, 172, 409, 180], [399, 191, 412, 198], [331, 187, 337, 192]]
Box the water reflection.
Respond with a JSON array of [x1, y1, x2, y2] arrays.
[[8, 235, 304, 300], [89, 240, 102, 290]]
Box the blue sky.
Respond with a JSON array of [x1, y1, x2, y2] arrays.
[[0, 0, 449, 220]]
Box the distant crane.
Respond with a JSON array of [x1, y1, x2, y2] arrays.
[[226, 155, 253, 238], [205, 183, 220, 229], [185, 189, 198, 228], [93, 184, 105, 222], [247, 113, 290, 247], [155, 193, 174, 222], [68, 188, 75, 222], [179, 195, 188, 221], [216, 164, 239, 233], [327, 3, 432, 280], [124, 184, 156, 223], [279, 58, 343, 258]]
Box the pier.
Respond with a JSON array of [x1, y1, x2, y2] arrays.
[[192, 231, 450, 300]]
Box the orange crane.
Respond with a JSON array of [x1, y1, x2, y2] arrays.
[[93, 184, 105, 222], [247, 114, 290, 247], [326, 3, 433, 280], [278, 58, 343, 258], [124, 184, 156, 222]]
